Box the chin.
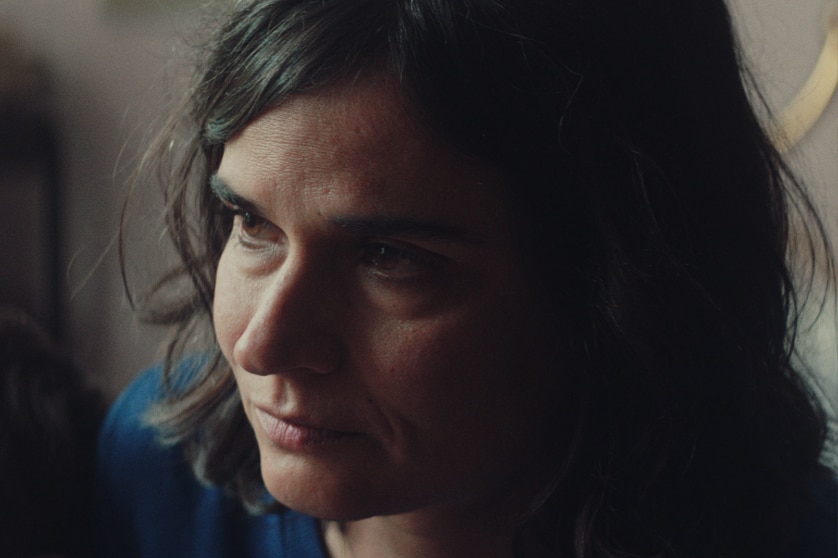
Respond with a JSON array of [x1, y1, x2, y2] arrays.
[[265, 481, 395, 521], [260, 458, 398, 521]]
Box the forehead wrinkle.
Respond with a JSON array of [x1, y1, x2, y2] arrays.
[[237, 82, 423, 185], [255, 99, 436, 221]]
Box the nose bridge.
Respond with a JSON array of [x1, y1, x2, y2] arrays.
[[234, 248, 340, 376]]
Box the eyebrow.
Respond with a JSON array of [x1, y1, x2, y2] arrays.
[[329, 216, 466, 242], [210, 174, 467, 242]]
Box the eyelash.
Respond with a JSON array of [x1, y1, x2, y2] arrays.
[[358, 242, 442, 281], [218, 201, 277, 246], [237, 211, 272, 238]]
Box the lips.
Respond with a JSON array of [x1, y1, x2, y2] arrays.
[[253, 406, 356, 451]]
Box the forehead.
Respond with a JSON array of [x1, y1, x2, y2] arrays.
[[219, 77, 511, 230], [227, 78, 415, 174]]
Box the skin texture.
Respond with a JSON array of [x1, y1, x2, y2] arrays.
[[213, 76, 559, 557]]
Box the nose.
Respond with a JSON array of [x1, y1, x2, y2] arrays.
[[231, 252, 342, 377]]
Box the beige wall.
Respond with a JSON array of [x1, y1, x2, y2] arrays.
[[733, 0, 838, 231], [1, 0, 837, 405]]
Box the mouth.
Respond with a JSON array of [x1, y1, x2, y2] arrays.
[[253, 406, 359, 451]]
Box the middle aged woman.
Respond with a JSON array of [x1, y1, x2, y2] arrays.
[[98, 1, 837, 557]]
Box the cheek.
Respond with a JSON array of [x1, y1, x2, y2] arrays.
[[369, 303, 552, 442], [364, 311, 556, 502], [213, 250, 247, 364]]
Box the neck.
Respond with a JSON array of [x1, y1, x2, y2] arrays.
[[323, 517, 519, 558], [321, 492, 530, 558]]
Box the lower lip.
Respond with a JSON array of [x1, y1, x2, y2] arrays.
[[254, 407, 353, 451]]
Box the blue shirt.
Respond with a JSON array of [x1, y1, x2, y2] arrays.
[[94, 365, 326, 558]]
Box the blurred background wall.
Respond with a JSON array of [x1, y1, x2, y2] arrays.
[[731, 0, 838, 414], [0, 0, 201, 400], [0, 0, 836, 406]]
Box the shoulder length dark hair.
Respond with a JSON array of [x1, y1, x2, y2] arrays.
[[122, 0, 835, 556]]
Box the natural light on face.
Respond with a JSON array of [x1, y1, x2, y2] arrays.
[[211, 75, 558, 524]]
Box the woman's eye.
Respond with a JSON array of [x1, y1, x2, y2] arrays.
[[239, 212, 266, 235], [359, 243, 440, 280], [233, 212, 278, 246]]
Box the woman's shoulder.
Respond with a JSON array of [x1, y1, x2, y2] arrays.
[[95, 363, 326, 558], [97, 357, 213, 470], [98, 364, 165, 449]]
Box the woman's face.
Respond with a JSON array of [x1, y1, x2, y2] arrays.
[[213, 77, 558, 522]]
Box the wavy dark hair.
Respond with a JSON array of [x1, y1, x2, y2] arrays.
[[122, 0, 835, 556]]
